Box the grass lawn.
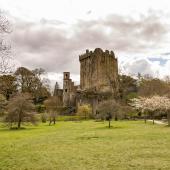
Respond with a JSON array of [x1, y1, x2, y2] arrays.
[[0, 120, 170, 170]]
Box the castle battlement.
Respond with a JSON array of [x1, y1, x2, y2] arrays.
[[79, 48, 116, 61]]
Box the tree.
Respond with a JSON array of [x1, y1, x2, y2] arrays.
[[138, 78, 170, 97], [119, 75, 138, 102], [0, 11, 13, 74], [0, 93, 7, 116], [0, 75, 17, 100], [15, 67, 35, 93], [130, 96, 170, 125], [44, 96, 63, 125], [32, 68, 45, 79], [15, 67, 50, 103], [97, 100, 120, 128], [119, 105, 138, 120], [4, 93, 36, 129], [77, 104, 92, 119], [32, 68, 51, 103]]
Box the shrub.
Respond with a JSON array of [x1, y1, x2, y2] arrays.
[[77, 104, 92, 120], [36, 104, 45, 113], [41, 112, 48, 123], [57, 115, 80, 121]]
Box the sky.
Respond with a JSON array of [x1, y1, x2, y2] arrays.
[[0, 0, 170, 88]]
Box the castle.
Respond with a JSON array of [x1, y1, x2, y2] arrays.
[[54, 48, 119, 114]]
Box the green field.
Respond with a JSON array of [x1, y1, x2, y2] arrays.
[[0, 120, 170, 170]]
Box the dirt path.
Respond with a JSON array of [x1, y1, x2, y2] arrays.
[[147, 120, 168, 125]]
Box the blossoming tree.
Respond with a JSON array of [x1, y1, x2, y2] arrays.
[[130, 96, 170, 125]]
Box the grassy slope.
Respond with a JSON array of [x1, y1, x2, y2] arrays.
[[0, 121, 170, 170]]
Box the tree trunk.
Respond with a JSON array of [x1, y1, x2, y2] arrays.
[[144, 115, 146, 124], [49, 119, 52, 126], [18, 119, 21, 129], [167, 112, 170, 126], [153, 115, 155, 125], [109, 120, 111, 128], [115, 114, 118, 121], [18, 113, 22, 129], [10, 121, 12, 129]]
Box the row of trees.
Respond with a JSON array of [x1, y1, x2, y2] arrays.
[[0, 67, 51, 103], [91, 75, 170, 128], [0, 66, 53, 129], [130, 96, 170, 125], [0, 12, 54, 129], [1, 11, 170, 129]]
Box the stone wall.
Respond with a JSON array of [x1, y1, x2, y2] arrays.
[[79, 48, 119, 93], [53, 89, 63, 105], [78, 48, 119, 115], [63, 72, 77, 107]]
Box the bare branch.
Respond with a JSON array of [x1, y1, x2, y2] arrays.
[[0, 11, 13, 74]]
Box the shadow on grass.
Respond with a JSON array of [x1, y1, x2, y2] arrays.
[[73, 121, 83, 123], [96, 126, 125, 130], [0, 126, 38, 132], [43, 123, 62, 127], [78, 136, 100, 140], [163, 125, 170, 128]]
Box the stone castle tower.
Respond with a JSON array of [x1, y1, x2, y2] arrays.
[[55, 48, 119, 114], [63, 72, 70, 106], [53, 81, 63, 103], [63, 72, 77, 107], [79, 48, 119, 93]]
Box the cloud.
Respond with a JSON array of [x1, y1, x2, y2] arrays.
[[120, 55, 170, 79], [73, 11, 168, 53], [7, 10, 170, 88]]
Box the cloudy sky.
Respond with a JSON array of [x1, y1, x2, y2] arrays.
[[0, 0, 170, 88]]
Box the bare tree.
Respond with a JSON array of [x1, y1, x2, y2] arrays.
[[44, 96, 63, 125], [0, 11, 13, 74], [138, 77, 170, 97], [97, 100, 120, 128], [4, 93, 36, 129]]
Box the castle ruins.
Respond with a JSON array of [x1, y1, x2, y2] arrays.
[[54, 48, 119, 114]]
